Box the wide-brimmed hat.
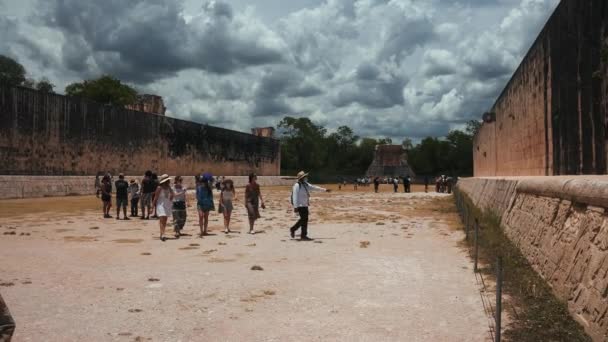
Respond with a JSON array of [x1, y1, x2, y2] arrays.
[[296, 171, 309, 180], [159, 174, 171, 184]]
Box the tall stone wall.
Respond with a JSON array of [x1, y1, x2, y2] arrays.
[[457, 176, 608, 341], [0, 86, 280, 176], [474, 0, 608, 176]]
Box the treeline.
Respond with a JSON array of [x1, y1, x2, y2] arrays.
[[278, 116, 480, 179], [1, 55, 138, 106]]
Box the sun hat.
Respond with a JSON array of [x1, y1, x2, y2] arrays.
[[296, 171, 309, 180], [159, 174, 171, 184]]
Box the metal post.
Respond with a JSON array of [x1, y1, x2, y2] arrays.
[[465, 206, 470, 241], [474, 219, 479, 272], [495, 256, 503, 342]]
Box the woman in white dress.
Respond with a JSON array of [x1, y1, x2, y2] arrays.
[[153, 174, 174, 241]]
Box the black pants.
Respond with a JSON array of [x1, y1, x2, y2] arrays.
[[131, 198, 139, 216], [291, 207, 309, 238]]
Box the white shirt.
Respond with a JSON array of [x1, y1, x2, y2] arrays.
[[291, 181, 326, 208]]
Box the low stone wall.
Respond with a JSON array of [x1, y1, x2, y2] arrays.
[[456, 176, 608, 341], [0, 175, 295, 200]]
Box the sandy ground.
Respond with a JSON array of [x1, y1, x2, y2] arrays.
[[0, 184, 491, 342]]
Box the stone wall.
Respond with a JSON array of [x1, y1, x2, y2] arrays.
[[0, 86, 280, 176], [474, 0, 608, 176], [456, 176, 608, 341], [0, 175, 295, 200]]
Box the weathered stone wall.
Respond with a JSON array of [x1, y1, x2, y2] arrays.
[[0, 86, 280, 176], [457, 176, 608, 341], [0, 175, 294, 200], [474, 0, 608, 176]]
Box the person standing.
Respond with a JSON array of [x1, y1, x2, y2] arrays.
[[128, 179, 140, 217], [114, 173, 130, 220], [393, 177, 399, 193], [219, 179, 236, 234], [153, 174, 174, 242], [245, 173, 265, 235], [140, 171, 154, 220], [101, 176, 112, 218], [403, 175, 411, 193], [373, 176, 380, 193], [196, 174, 215, 237], [172, 176, 188, 238], [290, 171, 330, 241], [424, 176, 430, 193], [150, 173, 160, 219]]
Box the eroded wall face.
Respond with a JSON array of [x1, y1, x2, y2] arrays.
[[474, 0, 608, 176], [473, 123, 496, 177], [0, 87, 280, 176]]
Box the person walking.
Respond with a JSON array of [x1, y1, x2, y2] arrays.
[[114, 173, 130, 220], [290, 171, 330, 241], [128, 179, 140, 217], [172, 176, 188, 238], [100, 175, 112, 218], [153, 174, 174, 242], [196, 174, 215, 237], [219, 179, 236, 234], [245, 173, 265, 235]]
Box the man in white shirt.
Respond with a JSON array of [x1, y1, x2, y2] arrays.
[[290, 171, 330, 241]]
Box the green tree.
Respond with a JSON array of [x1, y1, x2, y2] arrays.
[[466, 119, 482, 136], [278, 116, 328, 172], [36, 78, 55, 93], [0, 55, 26, 87], [65, 75, 138, 106], [402, 138, 413, 151]]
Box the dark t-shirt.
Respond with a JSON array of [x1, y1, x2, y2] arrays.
[[142, 178, 154, 194], [245, 183, 260, 203], [115, 180, 129, 199]]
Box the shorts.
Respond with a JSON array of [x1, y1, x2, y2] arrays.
[[101, 194, 111, 202], [141, 193, 153, 207], [116, 197, 128, 208], [219, 200, 233, 214]]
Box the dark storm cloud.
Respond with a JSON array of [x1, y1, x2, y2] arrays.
[[333, 64, 407, 109], [251, 66, 323, 117], [36, 0, 285, 83], [1, 0, 560, 140]]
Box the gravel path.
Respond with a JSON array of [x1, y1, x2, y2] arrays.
[[0, 186, 490, 341]]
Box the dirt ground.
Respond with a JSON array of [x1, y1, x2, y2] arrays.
[[0, 184, 491, 341]]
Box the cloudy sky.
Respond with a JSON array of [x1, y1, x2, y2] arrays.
[[0, 0, 559, 140]]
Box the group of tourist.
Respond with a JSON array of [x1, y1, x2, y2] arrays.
[[96, 170, 330, 242]]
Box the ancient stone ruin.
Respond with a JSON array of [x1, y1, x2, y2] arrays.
[[125, 94, 167, 115], [0, 86, 280, 176], [366, 145, 415, 177], [473, 0, 608, 176], [251, 127, 276, 138]]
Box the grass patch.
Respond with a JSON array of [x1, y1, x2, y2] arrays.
[[454, 189, 591, 342]]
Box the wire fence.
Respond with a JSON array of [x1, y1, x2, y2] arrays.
[[453, 187, 503, 342]]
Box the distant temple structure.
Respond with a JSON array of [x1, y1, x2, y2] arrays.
[[126, 94, 167, 115], [366, 145, 415, 177], [251, 127, 276, 138]]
